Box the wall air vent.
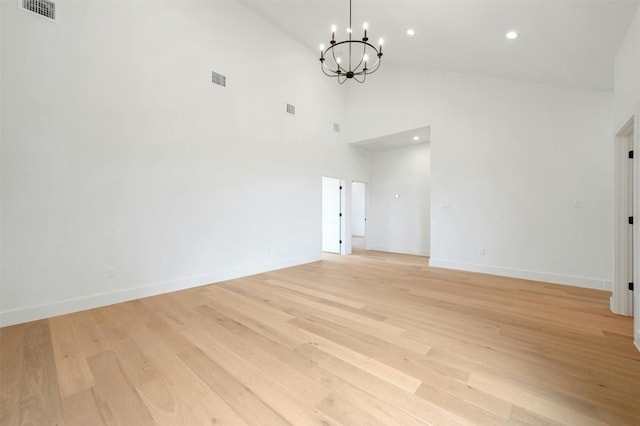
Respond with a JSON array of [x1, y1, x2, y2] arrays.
[[212, 71, 226, 87], [333, 123, 341, 133], [286, 104, 296, 115], [20, 0, 57, 22]]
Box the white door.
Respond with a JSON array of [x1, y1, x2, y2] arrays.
[[322, 177, 342, 253]]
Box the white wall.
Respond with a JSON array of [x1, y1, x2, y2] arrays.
[[0, 1, 369, 325], [613, 6, 640, 348], [613, 6, 640, 132], [367, 143, 431, 256], [346, 66, 435, 143], [348, 67, 614, 290], [429, 71, 613, 289]]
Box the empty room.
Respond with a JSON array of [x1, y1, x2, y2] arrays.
[[1, 0, 639, 425]]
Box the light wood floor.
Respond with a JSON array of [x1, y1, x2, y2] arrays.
[[1, 250, 639, 425]]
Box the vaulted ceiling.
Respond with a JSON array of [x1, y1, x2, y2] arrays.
[[244, 0, 639, 91]]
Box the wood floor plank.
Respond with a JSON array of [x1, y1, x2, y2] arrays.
[[142, 339, 249, 425], [87, 350, 155, 425], [415, 382, 509, 426], [101, 326, 161, 388], [182, 325, 339, 426], [178, 345, 291, 426], [315, 376, 428, 426], [62, 388, 106, 426], [467, 373, 607, 426], [17, 320, 64, 426], [308, 355, 472, 425], [70, 310, 111, 357], [0, 324, 25, 426], [49, 315, 95, 397], [193, 307, 330, 405], [1, 250, 638, 425]]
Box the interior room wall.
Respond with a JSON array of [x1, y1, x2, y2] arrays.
[[346, 66, 435, 143], [612, 5, 640, 347], [367, 143, 431, 256], [0, 1, 369, 325], [613, 6, 640, 131], [348, 67, 614, 290], [429, 71, 613, 289]]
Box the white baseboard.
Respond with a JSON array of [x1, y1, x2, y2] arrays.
[[368, 245, 429, 257], [428, 259, 613, 291], [0, 255, 321, 327]]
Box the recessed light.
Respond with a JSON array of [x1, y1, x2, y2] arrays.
[[505, 31, 518, 40], [406, 29, 415, 36], [412, 136, 420, 141]]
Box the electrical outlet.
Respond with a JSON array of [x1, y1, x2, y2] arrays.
[[478, 248, 486, 256], [107, 268, 116, 278]]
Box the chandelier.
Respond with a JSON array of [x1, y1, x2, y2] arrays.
[[319, 0, 384, 84]]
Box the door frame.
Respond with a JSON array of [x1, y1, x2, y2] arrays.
[[350, 180, 368, 251], [321, 176, 347, 255], [612, 116, 636, 317]]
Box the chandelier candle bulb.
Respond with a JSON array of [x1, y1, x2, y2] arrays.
[[331, 25, 336, 43]]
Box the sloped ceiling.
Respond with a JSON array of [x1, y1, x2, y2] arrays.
[[244, 0, 639, 91]]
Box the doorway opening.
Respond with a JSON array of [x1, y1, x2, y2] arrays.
[[322, 176, 345, 254], [351, 181, 367, 250]]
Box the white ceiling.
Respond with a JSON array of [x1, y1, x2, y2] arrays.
[[244, 0, 639, 91]]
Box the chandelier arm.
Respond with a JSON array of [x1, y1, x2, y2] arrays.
[[364, 46, 383, 74], [321, 64, 340, 78], [366, 56, 382, 74], [347, 43, 366, 74], [321, 60, 346, 78], [368, 58, 380, 71], [330, 46, 346, 74], [359, 41, 380, 72], [353, 42, 369, 73]]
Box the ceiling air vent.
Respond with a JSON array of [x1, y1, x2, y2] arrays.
[[286, 104, 296, 115], [20, 0, 57, 22], [333, 123, 341, 133], [212, 71, 226, 87]]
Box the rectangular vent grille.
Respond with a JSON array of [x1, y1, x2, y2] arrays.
[[333, 123, 341, 133], [212, 71, 226, 87], [21, 0, 56, 21], [286, 104, 296, 115]]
